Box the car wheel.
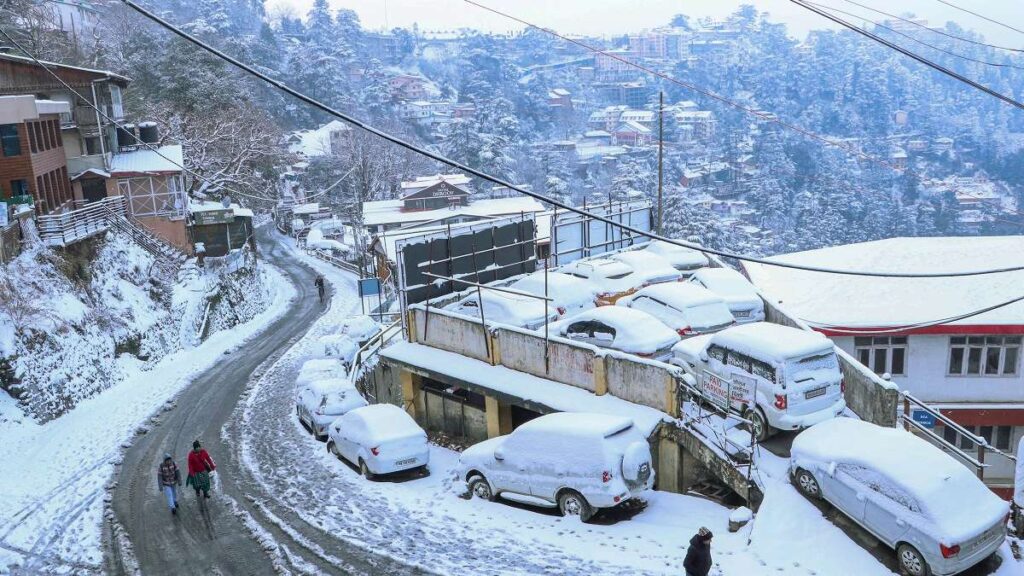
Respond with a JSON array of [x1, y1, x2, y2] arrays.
[[897, 544, 930, 576], [468, 475, 495, 501], [327, 440, 339, 456], [359, 459, 375, 480], [558, 490, 595, 523], [749, 408, 772, 443], [794, 468, 821, 500]]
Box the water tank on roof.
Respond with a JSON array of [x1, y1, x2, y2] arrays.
[[138, 121, 159, 144], [116, 123, 136, 149]]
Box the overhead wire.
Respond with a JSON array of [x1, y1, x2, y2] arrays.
[[118, 0, 1024, 278], [804, 0, 1024, 69], [801, 292, 1024, 334], [836, 0, 1024, 53], [0, 26, 273, 204], [789, 0, 1024, 110], [931, 0, 1024, 37]]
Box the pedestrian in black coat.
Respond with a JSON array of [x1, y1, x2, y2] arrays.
[[683, 526, 713, 576]]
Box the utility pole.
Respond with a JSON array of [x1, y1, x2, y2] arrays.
[[657, 90, 664, 235]]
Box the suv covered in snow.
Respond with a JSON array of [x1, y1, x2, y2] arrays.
[[458, 412, 654, 522], [672, 322, 846, 441]]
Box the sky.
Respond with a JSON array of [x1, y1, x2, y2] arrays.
[[263, 0, 1024, 47]]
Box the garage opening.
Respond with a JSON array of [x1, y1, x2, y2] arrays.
[[421, 378, 488, 444], [510, 404, 544, 429]]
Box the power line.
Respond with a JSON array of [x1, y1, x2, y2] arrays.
[[802, 291, 1024, 334], [0, 26, 272, 205], [118, 0, 1024, 279], [806, 0, 1024, 69], [790, 0, 1024, 110], [462, 0, 906, 175], [837, 0, 1024, 53], [931, 0, 1024, 37]]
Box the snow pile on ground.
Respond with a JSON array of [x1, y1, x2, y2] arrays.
[[0, 232, 277, 421]]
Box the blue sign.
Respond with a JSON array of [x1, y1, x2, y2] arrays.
[[912, 410, 936, 428], [358, 278, 381, 297]]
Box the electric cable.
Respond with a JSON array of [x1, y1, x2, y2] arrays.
[[800, 292, 1024, 334], [932, 0, 1024, 37]]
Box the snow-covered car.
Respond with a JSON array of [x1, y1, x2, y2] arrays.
[[507, 271, 599, 319], [608, 251, 682, 286], [297, 358, 346, 387], [559, 257, 640, 305], [445, 288, 559, 330], [643, 240, 710, 275], [459, 412, 654, 522], [668, 333, 714, 374], [687, 268, 766, 324], [550, 306, 680, 361], [618, 283, 736, 338], [791, 418, 1007, 576], [326, 404, 429, 478], [295, 379, 368, 441], [336, 315, 382, 347], [679, 322, 845, 441]]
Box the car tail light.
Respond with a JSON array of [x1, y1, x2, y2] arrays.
[[677, 327, 694, 337], [602, 470, 612, 483], [774, 394, 787, 410], [940, 543, 960, 558], [840, 378, 846, 394], [613, 495, 621, 503], [370, 446, 380, 456], [557, 306, 567, 315]]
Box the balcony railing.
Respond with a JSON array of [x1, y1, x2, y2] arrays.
[[36, 196, 125, 247]]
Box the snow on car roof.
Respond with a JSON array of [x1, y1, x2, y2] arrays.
[[510, 272, 599, 300], [305, 378, 357, 394], [792, 418, 1007, 543], [643, 240, 710, 267], [710, 322, 832, 361], [516, 412, 633, 439], [610, 251, 680, 281], [562, 257, 632, 278], [691, 268, 758, 297], [557, 306, 679, 352], [629, 283, 723, 309], [344, 404, 423, 444], [671, 333, 714, 357]]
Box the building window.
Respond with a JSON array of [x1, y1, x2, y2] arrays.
[[10, 180, 28, 197], [109, 84, 124, 118], [948, 336, 1021, 376], [943, 424, 1013, 451], [855, 336, 907, 376], [0, 125, 21, 157]]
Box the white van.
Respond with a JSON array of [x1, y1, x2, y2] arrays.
[[458, 412, 654, 522], [673, 322, 846, 441]]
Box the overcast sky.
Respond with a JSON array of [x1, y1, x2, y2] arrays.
[[263, 0, 1024, 47]]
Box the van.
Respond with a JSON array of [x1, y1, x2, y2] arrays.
[[672, 322, 846, 441]]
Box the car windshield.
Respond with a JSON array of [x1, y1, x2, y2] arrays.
[[606, 272, 631, 280], [785, 350, 839, 381], [685, 302, 734, 329]]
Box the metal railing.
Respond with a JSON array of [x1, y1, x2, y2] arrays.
[[348, 320, 402, 387], [307, 248, 361, 274], [900, 391, 1016, 480], [36, 196, 126, 247]]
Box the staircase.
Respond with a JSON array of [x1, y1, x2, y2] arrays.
[[101, 207, 188, 276]]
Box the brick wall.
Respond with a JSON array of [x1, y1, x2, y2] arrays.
[[0, 114, 70, 213]]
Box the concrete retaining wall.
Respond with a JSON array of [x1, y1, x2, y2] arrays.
[[412, 308, 491, 362], [605, 355, 675, 414], [494, 328, 597, 392]]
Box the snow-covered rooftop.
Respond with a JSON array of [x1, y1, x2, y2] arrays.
[[743, 236, 1024, 329], [286, 120, 350, 158], [399, 173, 471, 191], [363, 196, 545, 227], [189, 199, 254, 218], [108, 145, 184, 175]]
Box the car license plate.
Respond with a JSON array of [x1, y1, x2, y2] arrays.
[[396, 458, 416, 466], [733, 310, 750, 318], [805, 387, 826, 399]]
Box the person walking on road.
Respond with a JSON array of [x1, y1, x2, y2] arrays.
[[157, 453, 181, 515], [683, 527, 714, 576], [186, 440, 216, 499], [314, 274, 326, 305]]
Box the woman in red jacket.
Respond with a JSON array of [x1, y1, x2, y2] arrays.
[[185, 440, 216, 499]]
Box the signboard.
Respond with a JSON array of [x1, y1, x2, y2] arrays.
[[912, 410, 936, 429], [193, 209, 234, 226], [0, 202, 8, 228], [358, 277, 381, 297], [701, 370, 754, 413], [551, 201, 653, 266]]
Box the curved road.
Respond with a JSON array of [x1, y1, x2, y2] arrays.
[[106, 228, 413, 575]]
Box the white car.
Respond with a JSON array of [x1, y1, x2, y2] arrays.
[[559, 257, 639, 305], [295, 379, 368, 441], [688, 268, 765, 324], [297, 358, 346, 387], [458, 412, 654, 522], [675, 322, 846, 441], [507, 271, 599, 318], [326, 404, 430, 478], [445, 288, 559, 330], [551, 306, 680, 361], [608, 251, 682, 286], [643, 240, 709, 274], [337, 315, 382, 346], [791, 418, 1007, 576], [618, 283, 736, 337]]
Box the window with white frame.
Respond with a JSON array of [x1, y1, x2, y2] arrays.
[[948, 336, 1021, 376], [855, 336, 907, 376], [108, 85, 124, 119], [943, 424, 1013, 451]]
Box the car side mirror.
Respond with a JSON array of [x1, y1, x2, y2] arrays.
[[681, 373, 697, 387], [824, 462, 837, 477], [699, 351, 709, 362], [493, 447, 505, 461]]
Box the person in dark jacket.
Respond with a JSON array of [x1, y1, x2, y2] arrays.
[[185, 440, 216, 499], [683, 526, 713, 576], [156, 453, 181, 514]]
